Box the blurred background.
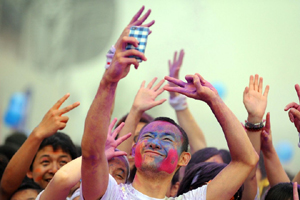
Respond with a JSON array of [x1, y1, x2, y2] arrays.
[[1, 1, 300, 174]]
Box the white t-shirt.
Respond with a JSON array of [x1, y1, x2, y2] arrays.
[[80, 174, 207, 200], [35, 188, 80, 200]]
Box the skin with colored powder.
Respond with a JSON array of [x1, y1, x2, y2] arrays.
[[134, 121, 183, 175], [108, 157, 128, 184], [26, 146, 72, 189]]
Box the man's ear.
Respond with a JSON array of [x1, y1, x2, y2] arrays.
[[26, 170, 33, 179], [178, 152, 191, 167], [131, 144, 137, 157]]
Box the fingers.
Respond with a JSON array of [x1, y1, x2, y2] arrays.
[[254, 74, 259, 91], [146, 77, 158, 89], [164, 85, 190, 97], [165, 76, 186, 87], [173, 51, 178, 65], [285, 102, 300, 111], [122, 49, 147, 61], [108, 118, 118, 136], [152, 79, 165, 91], [263, 85, 270, 97], [121, 36, 139, 50], [140, 80, 146, 88], [59, 116, 69, 123], [141, 20, 155, 28], [152, 98, 167, 107], [116, 132, 132, 145], [178, 49, 185, 66], [265, 112, 271, 133], [293, 182, 299, 200], [53, 93, 70, 109], [243, 87, 249, 97], [134, 9, 151, 26], [290, 108, 300, 122], [58, 101, 80, 116], [289, 110, 295, 123], [193, 74, 202, 92], [296, 84, 300, 102], [129, 6, 145, 24], [249, 75, 254, 90], [258, 77, 263, 93], [112, 122, 125, 139], [112, 151, 128, 158]]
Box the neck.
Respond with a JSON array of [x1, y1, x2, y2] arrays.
[[132, 169, 173, 199]]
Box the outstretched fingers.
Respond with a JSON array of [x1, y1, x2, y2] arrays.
[[53, 93, 70, 109], [152, 79, 165, 91], [129, 6, 145, 24], [146, 77, 158, 89], [116, 132, 132, 146], [296, 84, 300, 101], [285, 102, 299, 111], [58, 101, 80, 116], [112, 122, 125, 139], [134, 9, 152, 26], [108, 118, 118, 136], [293, 182, 299, 200], [165, 76, 186, 87]]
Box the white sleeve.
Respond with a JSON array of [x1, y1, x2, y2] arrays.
[[35, 190, 44, 200], [70, 188, 80, 200], [79, 174, 118, 200], [173, 185, 207, 200]]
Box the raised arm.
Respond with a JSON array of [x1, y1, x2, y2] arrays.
[[80, 8, 149, 199], [0, 94, 79, 200], [117, 77, 166, 155], [260, 112, 290, 186], [285, 84, 300, 133], [39, 119, 131, 200], [242, 74, 269, 200], [167, 50, 206, 154], [164, 73, 258, 200]]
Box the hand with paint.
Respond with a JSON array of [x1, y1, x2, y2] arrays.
[[115, 6, 154, 50], [105, 118, 132, 161], [164, 73, 219, 103], [132, 77, 166, 113], [33, 93, 80, 139], [168, 49, 185, 99], [243, 74, 269, 124], [284, 84, 300, 133]]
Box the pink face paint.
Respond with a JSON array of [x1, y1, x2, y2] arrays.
[[134, 142, 143, 169], [157, 149, 178, 174]]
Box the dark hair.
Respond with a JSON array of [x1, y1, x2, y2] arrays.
[[185, 147, 220, 173], [219, 149, 231, 164], [138, 117, 189, 153], [30, 132, 78, 170], [5, 131, 27, 149], [0, 154, 9, 180], [0, 144, 18, 160], [265, 182, 300, 200], [178, 162, 243, 199], [12, 178, 42, 196]]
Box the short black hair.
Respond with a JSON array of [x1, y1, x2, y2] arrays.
[[138, 117, 189, 153], [178, 162, 243, 199], [11, 178, 42, 197], [30, 132, 78, 170], [5, 131, 27, 149], [265, 182, 300, 200]]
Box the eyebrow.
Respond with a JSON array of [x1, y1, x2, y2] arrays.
[[38, 154, 70, 159]]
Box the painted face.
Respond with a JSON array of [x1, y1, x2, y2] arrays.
[[108, 156, 128, 184], [134, 121, 184, 174], [10, 189, 39, 200], [129, 122, 147, 169], [27, 145, 72, 189]]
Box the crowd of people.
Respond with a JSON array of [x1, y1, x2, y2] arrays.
[[0, 6, 300, 200]]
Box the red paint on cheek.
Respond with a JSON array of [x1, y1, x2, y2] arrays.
[[134, 144, 143, 169], [34, 175, 43, 182], [158, 149, 178, 174], [34, 168, 41, 173]]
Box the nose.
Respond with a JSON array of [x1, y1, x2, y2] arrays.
[[48, 162, 59, 174], [148, 138, 161, 150]]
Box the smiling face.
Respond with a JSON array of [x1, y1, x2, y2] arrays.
[[26, 145, 72, 189], [134, 121, 186, 174]]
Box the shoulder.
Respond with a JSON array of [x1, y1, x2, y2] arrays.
[[169, 185, 207, 200]]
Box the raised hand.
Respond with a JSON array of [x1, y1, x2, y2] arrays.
[[164, 73, 218, 103], [261, 112, 273, 154], [294, 182, 299, 200], [168, 49, 185, 98], [115, 6, 154, 49], [105, 118, 132, 161], [132, 77, 166, 112], [34, 93, 80, 139], [243, 74, 269, 123], [284, 84, 300, 132]]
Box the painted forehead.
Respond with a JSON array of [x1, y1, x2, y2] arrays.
[[140, 121, 182, 137]]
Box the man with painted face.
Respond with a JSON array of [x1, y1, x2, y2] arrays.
[[80, 7, 258, 200]]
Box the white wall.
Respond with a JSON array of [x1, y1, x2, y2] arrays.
[[1, 0, 300, 174]]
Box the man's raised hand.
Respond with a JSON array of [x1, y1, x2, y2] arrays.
[[164, 73, 218, 103]]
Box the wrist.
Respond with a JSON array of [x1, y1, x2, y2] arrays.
[[169, 94, 187, 111], [262, 146, 276, 159], [247, 114, 263, 124], [30, 127, 47, 142]]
